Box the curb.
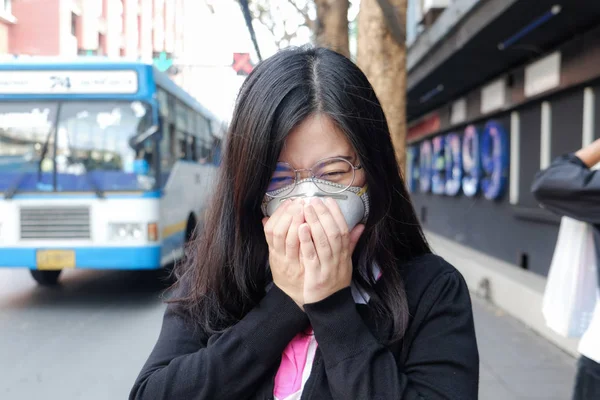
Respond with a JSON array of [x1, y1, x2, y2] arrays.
[[426, 231, 580, 358]]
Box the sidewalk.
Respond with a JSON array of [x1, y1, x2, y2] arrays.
[[473, 294, 576, 399], [427, 231, 579, 398], [427, 230, 581, 357]]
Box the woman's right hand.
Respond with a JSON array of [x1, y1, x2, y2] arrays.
[[263, 199, 305, 309]]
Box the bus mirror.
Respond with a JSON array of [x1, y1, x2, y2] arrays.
[[129, 125, 159, 150]]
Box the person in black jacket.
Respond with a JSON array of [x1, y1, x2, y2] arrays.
[[130, 47, 479, 400], [532, 139, 600, 400]]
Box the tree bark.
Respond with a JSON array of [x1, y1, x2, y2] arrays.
[[356, 0, 408, 170], [314, 0, 350, 58]]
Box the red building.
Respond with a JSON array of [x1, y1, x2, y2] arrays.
[[0, 0, 184, 61]]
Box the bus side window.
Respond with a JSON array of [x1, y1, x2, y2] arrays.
[[177, 130, 188, 161], [158, 90, 176, 176], [169, 124, 175, 162], [193, 137, 204, 164], [186, 106, 195, 161], [159, 122, 173, 172], [212, 137, 222, 166], [171, 127, 187, 163], [190, 135, 197, 161]]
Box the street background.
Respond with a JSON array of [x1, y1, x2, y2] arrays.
[[0, 266, 576, 400], [1, 0, 599, 399]]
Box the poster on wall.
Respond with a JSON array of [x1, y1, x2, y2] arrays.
[[406, 120, 509, 201]]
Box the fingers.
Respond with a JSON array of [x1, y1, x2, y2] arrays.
[[310, 198, 343, 256], [299, 223, 318, 268], [285, 203, 304, 259], [323, 197, 350, 250], [263, 199, 292, 248], [272, 201, 302, 251], [303, 199, 333, 260]]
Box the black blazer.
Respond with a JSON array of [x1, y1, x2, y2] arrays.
[[130, 254, 479, 399], [532, 153, 600, 289]]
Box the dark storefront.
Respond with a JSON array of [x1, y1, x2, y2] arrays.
[[406, 0, 600, 278]]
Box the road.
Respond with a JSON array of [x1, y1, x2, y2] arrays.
[[0, 268, 168, 400], [0, 268, 576, 400]]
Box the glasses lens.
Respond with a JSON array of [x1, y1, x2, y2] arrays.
[[267, 163, 296, 196], [313, 158, 355, 193]]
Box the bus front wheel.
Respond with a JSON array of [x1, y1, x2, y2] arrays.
[[30, 270, 62, 286]]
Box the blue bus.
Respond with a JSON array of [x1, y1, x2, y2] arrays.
[[0, 58, 223, 285]]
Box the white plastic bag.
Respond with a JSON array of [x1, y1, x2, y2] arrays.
[[542, 216, 598, 338]]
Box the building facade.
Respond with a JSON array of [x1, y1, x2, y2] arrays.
[[0, 0, 15, 54], [0, 0, 184, 61], [405, 0, 600, 278]]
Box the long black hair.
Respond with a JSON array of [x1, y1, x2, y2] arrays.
[[172, 47, 430, 342]]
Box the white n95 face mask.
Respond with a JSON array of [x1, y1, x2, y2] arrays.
[[261, 179, 370, 231]]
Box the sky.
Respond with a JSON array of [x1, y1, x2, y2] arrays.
[[177, 0, 360, 125], [177, 0, 299, 124], [176, 0, 360, 122]]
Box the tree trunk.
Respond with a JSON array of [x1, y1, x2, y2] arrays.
[[356, 0, 408, 170], [314, 0, 350, 58]]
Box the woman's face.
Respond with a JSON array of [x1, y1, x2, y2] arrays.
[[278, 114, 366, 187]]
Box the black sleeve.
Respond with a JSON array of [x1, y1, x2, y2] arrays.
[[129, 285, 308, 400], [531, 154, 600, 224], [304, 271, 479, 400]]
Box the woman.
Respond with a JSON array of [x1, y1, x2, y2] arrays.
[[532, 138, 600, 400], [130, 47, 479, 400]]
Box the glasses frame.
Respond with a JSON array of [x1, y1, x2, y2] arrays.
[[266, 156, 363, 198]]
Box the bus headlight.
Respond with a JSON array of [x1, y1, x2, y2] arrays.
[[108, 223, 144, 241]]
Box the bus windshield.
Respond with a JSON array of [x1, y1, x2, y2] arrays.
[[0, 101, 157, 195]]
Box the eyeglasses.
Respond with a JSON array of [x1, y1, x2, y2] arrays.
[[266, 157, 363, 198]]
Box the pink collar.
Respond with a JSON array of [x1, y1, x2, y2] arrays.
[[272, 264, 381, 399]]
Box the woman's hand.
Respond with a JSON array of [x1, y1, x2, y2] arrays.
[[575, 137, 600, 168], [300, 197, 365, 305], [263, 199, 305, 309]]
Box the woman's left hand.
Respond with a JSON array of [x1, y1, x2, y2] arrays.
[[300, 197, 365, 304]]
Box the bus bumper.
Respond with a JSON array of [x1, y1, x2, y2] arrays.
[[0, 246, 162, 270]]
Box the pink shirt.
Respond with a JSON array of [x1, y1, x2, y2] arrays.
[[273, 329, 317, 400], [273, 266, 381, 399]]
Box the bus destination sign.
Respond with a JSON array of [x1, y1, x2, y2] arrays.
[[0, 70, 139, 95]]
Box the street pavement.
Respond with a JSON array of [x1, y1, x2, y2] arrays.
[[0, 268, 577, 399], [473, 296, 576, 400], [0, 268, 167, 400]]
